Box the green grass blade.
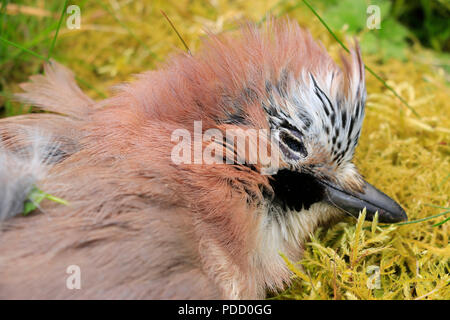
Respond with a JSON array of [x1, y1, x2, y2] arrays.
[[425, 204, 449, 210], [0, 19, 59, 67], [432, 216, 450, 227], [161, 10, 191, 55], [364, 65, 420, 118], [0, 36, 48, 61], [363, 210, 450, 230], [301, 0, 349, 52], [47, 0, 68, 59], [45, 193, 69, 206], [301, 0, 420, 118], [389, 210, 450, 227]]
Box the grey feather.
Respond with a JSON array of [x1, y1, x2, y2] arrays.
[[0, 129, 59, 221]]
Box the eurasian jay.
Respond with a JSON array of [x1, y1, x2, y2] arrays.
[[0, 19, 406, 299]]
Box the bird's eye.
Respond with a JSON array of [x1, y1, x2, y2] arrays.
[[280, 131, 308, 157]]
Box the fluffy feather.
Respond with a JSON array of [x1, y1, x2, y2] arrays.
[[0, 129, 59, 220]]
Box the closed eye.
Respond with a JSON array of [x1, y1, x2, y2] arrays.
[[280, 131, 308, 157]]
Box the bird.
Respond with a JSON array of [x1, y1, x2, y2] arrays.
[[0, 19, 407, 299]]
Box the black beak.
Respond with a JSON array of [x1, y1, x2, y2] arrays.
[[319, 179, 407, 223]]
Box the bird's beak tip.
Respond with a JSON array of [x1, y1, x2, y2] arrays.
[[320, 178, 408, 224], [373, 205, 408, 223]]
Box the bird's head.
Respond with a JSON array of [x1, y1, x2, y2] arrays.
[[168, 19, 407, 227], [255, 35, 408, 225]]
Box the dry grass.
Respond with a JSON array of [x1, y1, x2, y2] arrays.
[[2, 0, 449, 299]]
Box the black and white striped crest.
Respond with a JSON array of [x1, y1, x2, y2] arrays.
[[263, 43, 366, 177]]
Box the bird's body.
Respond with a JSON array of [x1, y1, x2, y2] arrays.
[[0, 20, 406, 299]]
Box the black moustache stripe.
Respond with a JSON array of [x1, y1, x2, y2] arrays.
[[267, 169, 325, 212]]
